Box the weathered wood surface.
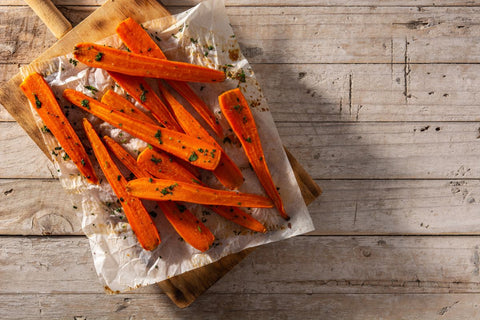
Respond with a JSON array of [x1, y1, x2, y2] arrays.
[[3, 178, 480, 236], [4, 121, 480, 180], [3, 236, 480, 294], [2, 236, 480, 319], [3, 6, 480, 65], [2, 0, 480, 317]]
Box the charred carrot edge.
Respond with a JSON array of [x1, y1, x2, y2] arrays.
[[19, 73, 98, 184], [116, 18, 223, 137], [107, 72, 182, 131], [158, 81, 244, 189], [101, 90, 157, 125], [63, 89, 221, 171], [73, 43, 225, 83], [82, 119, 160, 251], [219, 88, 289, 220], [103, 136, 214, 252], [126, 178, 274, 208], [138, 148, 267, 233]]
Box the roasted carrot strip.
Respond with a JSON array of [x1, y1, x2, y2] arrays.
[[107, 72, 182, 131], [20, 73, 98, 184], [101, 90, 156, 125], [219, 88, 289, 220], [126, 178, 274, 208], [137, 148, 199, 183], [116, 17, 223, 137], [103, 136, 214, 252], [158, 81, 244, 189], [82, 119, 160, 251], [73, 43, 225, 83], [138, 148, 266, 233], [63, 89, 221, 170], [115, 18, 167, 59]]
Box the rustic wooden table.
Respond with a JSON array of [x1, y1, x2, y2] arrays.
[[2, 0, 480, 318]]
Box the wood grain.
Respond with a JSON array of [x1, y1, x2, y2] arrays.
[[5, 63, 480, 123], [3, 236, 480, 295], [3, 6, 480, 65], [2, 293, 479, 320], [4, 178, 480, 236], [4, 121, 480, 180]]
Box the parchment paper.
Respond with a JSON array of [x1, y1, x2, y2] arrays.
[[20, 0, 314, 292]]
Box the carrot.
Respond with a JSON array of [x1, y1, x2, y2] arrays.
[[82, 118, 160, 251], [218, 88, 289, 220], [73, 43, 225, 83], [103, 136, 214, 252], [101, 89, 199, 177], [116, 17, 223, 137], [63, 89, 221, 170], [138, 148, 267, 233], [126, 178, 274, 208], [115, 18, 167, 60], [101, 90, 156, 125], [158, 81, 244, 189], [107, 72, 182, 131], [19, 72, 98, 184]]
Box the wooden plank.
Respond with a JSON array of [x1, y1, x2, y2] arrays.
[[1, 293, 480, 320], [4, 7, 480, 65], [0, 122, 56, 179], [3, 236, 480, 295], [4, 0, 480, 7], [0, 179, 81, 235], [3, 63, 480, 123], [4, 179, 480, 236], [3, 121, 480, 180]]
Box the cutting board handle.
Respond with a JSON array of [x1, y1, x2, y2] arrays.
[[24, 0, 72, 39]]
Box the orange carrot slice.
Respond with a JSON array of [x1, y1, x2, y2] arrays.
[[158, 81, 244, 189], [103, 136, 214, 252], [126, 178, 274, 208], [63, 89, 221, 170], [107, 72, 182, 131], [116, 17, 223, 137], [19, 72, 98, 184], [101, 90, 156, 125], [73, 43, 225, 83], [138, 148, 267, 233], [219, 88, 289, 220], [82, 118, 160, 251]]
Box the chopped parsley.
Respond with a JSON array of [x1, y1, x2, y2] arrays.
[[81, 99, 90, 109], [154, 130, 162, 144], [139, 84, 148, 102], [190, 38, 198, 44], [188, 151, 198, 162], [69, 58, 78, 66], [151, 155, 162, 164], [33, 94, 42, 108], [95, 52, 104, 61], [84, 85, 98, 94], [176, 204, 186, 212]]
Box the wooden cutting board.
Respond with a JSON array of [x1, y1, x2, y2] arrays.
[[0, 0, 321, 308]]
